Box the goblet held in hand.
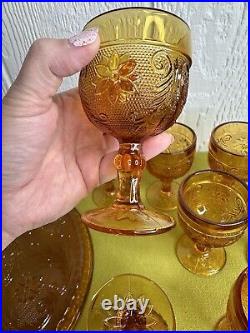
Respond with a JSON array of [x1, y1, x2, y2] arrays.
[[79, 8, 192, 235]]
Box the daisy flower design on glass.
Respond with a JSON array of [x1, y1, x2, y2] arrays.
[[94, 53, 138, 104]]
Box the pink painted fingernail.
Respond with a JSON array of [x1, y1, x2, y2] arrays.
[[69, 27, 98, 47], [169, 133, 175, 144]]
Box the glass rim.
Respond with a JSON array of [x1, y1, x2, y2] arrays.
[[232, 267, 248, 328], [163, 122, 197, 155], [178, 169, 248, 228], [210, 121, 248, 158], [85, 6, 191, 30]]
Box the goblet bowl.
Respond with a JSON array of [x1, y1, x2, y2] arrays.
[[147, 122, 196, 212], [208, 121, 248, 181], [176, 170, 248, 276]]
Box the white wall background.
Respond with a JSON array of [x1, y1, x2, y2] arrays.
[[2, 2, 248, 150]]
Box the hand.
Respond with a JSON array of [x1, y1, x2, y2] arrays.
[[3, 28, 173, 249]]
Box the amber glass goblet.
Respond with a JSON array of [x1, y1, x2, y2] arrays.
[[176, 170, 248, 276], [208, 121, 248, 182], [79, 8, 192, 235], [88, 274, 176, 330], [92, 180, 116, 208], [216, 267, 248, 330], [147, 122, 196, 212]]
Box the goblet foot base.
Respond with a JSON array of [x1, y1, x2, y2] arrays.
[[176, 234, 226, 276], [215, 316, 231, 331], [92, 184, 115, 208], [82, 206, 175, 235], [146, 180, 179, 212]]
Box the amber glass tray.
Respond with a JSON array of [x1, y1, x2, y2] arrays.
[[2, 209, 93, 330]]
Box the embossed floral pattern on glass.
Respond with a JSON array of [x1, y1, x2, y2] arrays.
[[94, 53, 138, 104], [208, 121, 248, 181], [176, 170, 248, 276], [78, 8, 192, 235], [88, 274, 176, 330]]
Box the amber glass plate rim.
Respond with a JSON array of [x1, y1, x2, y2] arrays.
[[178, 169, 248, 228], [233, 267, 248, 329], [58, 213, 93, 330], [2, 209, 93, 331], [210, 121, 248, 157]]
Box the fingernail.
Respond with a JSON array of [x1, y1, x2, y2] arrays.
[[169, 133, 175, 144], [69, 27, 98, 47], [166, 133, 174, 144]]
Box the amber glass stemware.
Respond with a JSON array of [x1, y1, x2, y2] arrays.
[[216, 267, 248, 330], [92, 180, 116, 208], [147, 122, 196, 212], [176, 170, 248, 276], [79, 8, 192, 235], [88, 274, 176, 330], [208, 121, 248, 182]]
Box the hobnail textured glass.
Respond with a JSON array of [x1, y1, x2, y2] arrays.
[[79, 8, 192, 235]]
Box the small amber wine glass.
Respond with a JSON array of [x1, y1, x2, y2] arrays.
[[216, 267, 248, 330], [92, 180, 116, 208], [208, 121, 248, 182], [147, 122, 196, 212], [79, 8, 192, 235], [88, 274, 176, 330], [176, 170, 248, 276]]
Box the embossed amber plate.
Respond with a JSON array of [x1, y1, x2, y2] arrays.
[[88, 274, 176, 330], [2, 209, 93, 330]]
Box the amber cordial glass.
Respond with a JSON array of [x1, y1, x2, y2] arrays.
[[92, 180, 116, 208], [176, 170, 248, 276], [79, 8, 192, 235], [208, 121, 248, 181], [147, 122, 196, 212], [88, 274, 176, 330], [216, 267, 248, 330]]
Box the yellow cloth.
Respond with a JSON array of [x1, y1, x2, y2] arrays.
[[75, 152, 247, 330]]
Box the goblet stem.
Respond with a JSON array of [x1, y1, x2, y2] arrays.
[[82, 141, 175, 234], [161, 180, 173, 194], [113, 143, 145, 209]]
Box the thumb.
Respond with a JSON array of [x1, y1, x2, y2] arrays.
[[8, 27, 99, 105]]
